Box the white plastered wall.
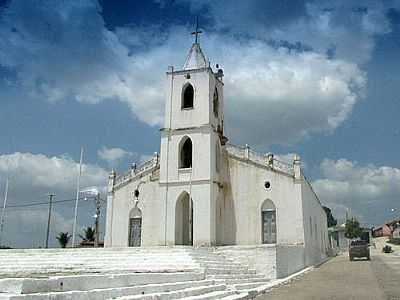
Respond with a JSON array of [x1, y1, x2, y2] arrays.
[[106, 172, 161, 247], [301, 178, 329, 266], [219, 155, 305, 246]]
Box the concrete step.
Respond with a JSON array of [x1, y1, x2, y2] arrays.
[[197, 261, 242, 266], [208, 274, 266, 280], [180, 290, 237, 300], [0, 263, 197, 269], [219, 293, 249, 300], [115, 283, 227, 300], [0, 257, 195, 262], [205, 268, 256, 275], [232, 282, 269, 291], [0, 280, 218, 300], [0, 272, 204, 294], [222, 277, 269, 285]]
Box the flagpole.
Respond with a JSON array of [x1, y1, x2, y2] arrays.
[[0, 178, 9, 247], [72, 147, 84, 248]]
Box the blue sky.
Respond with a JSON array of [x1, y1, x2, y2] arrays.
[[0, 0, 400, 247]]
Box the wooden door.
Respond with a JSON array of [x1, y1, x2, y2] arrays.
[[262, 210, 276, 244], [129, 217, 142, 247]]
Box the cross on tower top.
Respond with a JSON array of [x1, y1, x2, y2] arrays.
[[191, 17, 202, 44]]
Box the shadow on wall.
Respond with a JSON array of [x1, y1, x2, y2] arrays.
[[219, 149, 237, 245]]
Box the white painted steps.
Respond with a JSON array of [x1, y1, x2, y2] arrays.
[[180, 290, 238, 300], [0, 272, 204, 294], [0, 247, 275, 299], [217, 293, 249, 300], [189, 249, 270, 296], [115, 284, 227, 300], [0, 279, 219, 300]]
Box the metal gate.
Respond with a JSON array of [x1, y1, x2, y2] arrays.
[[262, 210, 276, 244], [129, 217, 142, 247]]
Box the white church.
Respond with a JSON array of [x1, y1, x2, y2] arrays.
[[104, 36, 329, 274]]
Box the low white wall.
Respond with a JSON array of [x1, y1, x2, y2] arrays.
[[216, 245, 277, 279], [301, 179, 329, 266], [276, 245, 306, 278]]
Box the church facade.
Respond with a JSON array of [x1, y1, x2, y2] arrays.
[[104, 41, 329, 270]]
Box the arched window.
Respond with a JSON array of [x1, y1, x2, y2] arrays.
[[182, 83, 194, 109], [213, 87, 219, 117], [179, 137, 192, 168], [261, 199, 276, 244]]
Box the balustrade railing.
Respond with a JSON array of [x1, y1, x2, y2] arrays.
[[225, 144, 294, 176], [114, 156, 159, 186]]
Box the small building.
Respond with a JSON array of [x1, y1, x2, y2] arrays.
[[329, 224, 348, 252], [373, 224, 392, 237]]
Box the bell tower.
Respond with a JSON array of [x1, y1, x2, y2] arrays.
[[159, 24, 226, 246]]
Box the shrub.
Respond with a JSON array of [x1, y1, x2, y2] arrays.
[[388, 238, 400, 245]]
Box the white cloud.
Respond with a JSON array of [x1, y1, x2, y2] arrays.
[[0, 152, 107, 190], [0, 152, 108, 248], [0, 0, 368, 146], [98, 146, 133, 167], [179, 0, 399, 65], [216, 40, 365, 145], [114, 28, 366, 146], [270, 1, 395, 65], [313, 159, 400, 225]]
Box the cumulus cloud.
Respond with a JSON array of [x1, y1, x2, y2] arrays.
[[180, 0, 399, 65], [0, 152, 108, 248], [114, 27, 366, 146], [216, 40, 365, 145], [0, 0, 369, 146], [313, 159, 400, 226], [98, 146, 133, 167]]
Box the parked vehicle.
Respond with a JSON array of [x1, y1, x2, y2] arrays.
[[349, 240, 370, 261]]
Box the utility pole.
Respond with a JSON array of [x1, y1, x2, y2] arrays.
[[0, 178, 9, 247], [72, 147, 84, 247], [45, 193, 55, 248], [94, 192, 100, 247]]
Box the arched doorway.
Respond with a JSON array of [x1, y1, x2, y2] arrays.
[[175, 192, 193, 245], [261, 199, 276, 244], [128, 207, 142, 247]]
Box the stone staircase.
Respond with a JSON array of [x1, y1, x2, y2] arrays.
[[190, 248, 272, 297], [0, 247, 274, 299]]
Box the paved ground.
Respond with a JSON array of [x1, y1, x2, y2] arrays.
[[258, 249, 400, 300]]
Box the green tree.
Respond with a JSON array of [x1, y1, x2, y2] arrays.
[[345, 217, 362, 239], [323, 206, 338, 227], [56, 232, 71, 248], [79, 226, 95, 242]]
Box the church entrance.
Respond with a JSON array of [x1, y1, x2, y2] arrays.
[[128, 207, 142, 247], [175, 192, 193, 245]]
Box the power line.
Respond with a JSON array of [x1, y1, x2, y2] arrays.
[[5, 197, 106, 209], [6, 198, 76, 208]]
